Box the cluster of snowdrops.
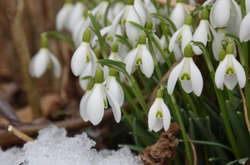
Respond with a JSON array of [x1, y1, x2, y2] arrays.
[[28, 0, 250, 133]]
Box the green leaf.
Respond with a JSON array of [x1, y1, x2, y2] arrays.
[[226, 157, 249, 165], [80, 76, 92, 80], [98, 59, 129, 77], [129, 21, 146, 31], [151, 13, 177, 32], [115, 34, 133, 49], [46, 31, 75, 49], [179, 139, 233, 152]]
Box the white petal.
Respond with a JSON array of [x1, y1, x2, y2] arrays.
[[181, 25, 192, 53], [125, 6, 142, 46], [106, 76, 124, 106], [181, 79, 193, 93], [79, 63, 92, 90], [239, 13, 250, 42], [29, 48, 50, 78], [80, 91, 91, 122], [140, 45, 154, 78], [68, 2, 85, 32], [173, 45, 182, 61], [167, 59, 185, 94], [226, 0, 242, 35], [224, 74, 238, 90], [215, 55, 229, 90], [89, 49, 98, 77], [169, 27, 183, 52], [56, 4, 73, 31], [247, 0, 250, 13], [160, 99, 171, 132], [232, 56, 246, 88], [71, 42, 89, 76], [134, 0, 147, 26], [124, 47, 138, 75], [48, 53, 61, 78], [170, 3, 188, 29], [111, 9, 125, 37], [212, 30, 225, 61], [106, 89, 122, 123], [190, 58, 203, 96], [192, 20, 209, 55], [210, 0, 230, 28], [86, 84, 105, 125], [148, 99, 163, 132]]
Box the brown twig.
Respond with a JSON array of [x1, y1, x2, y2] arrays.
[[156, 0, 196, 11], [187, 135, 197, 165], [239, 88, 250, 133], [149, 59, 182, 106], [8, 125, 34, 142]]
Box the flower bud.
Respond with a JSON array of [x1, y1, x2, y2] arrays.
[[200, 8, 209, 20], [226, 43, 234, 54], [218, 49, 226, 61]]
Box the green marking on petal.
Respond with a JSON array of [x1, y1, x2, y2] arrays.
[[226, 67, 234, 75], [104, 98, 108, 108], [156, 110, 163, 118], [181, 72, 191, 80], [86, 54, 90, 63], [136, 57, 142, 65]]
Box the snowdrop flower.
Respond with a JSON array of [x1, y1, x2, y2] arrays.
[[148, 88, 171, 132], [71, 29, 97, 77], [105, 69, 124, 107], [167, 44, 203, 96], [30, 35, 61, 78], [124, 34, 154, 78], [92, 1, 109, 26], [169, 15, 193, 58], [239, 13, 250, 42], [56, 1, 73, 31], [210, 0, 242, 35], [215, 43, 246, 90], [82, 68, 122, 125], [107, 2, 125, 23], [67, 2, 85, 33], [170, 0, 188, 29], [192, 8, 215, 55], [111, 0, 146, 46]]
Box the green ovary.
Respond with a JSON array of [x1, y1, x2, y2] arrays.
[[180, 72, 191, 80]]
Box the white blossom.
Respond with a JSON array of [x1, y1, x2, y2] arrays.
[[29, 48, 61, 78], [170, 3, 188, 29], [239, 13, 250, 42], [56, 3, 73, 31], [215, 54, 246, 90], [167, 57, 203, 96], [148, 97, 171, 132]]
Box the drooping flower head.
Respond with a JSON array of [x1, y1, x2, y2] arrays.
[[148, 87, 171, 132], [167, 44, 203, 96], [29, 34, 61, 78], [56, 0, 73, 31], [170, 0, 188, 29], [215, 43, 246, 90]]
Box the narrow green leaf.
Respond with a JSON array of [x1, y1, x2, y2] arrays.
[[46, 31, 75, 48], [115, 34, 133, 49], [151, 13, 177, 31]]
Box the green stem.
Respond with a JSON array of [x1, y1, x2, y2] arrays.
[[202, 45, 240, 158]]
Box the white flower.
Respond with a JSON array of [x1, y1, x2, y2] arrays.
[[56, 3, 73, 31], [92, 1, 109, 26], [215, 54, 246, 90], [167, 57, 203, 96], [192, 20, 215, 55], [111, 3, 144, 46], [29, 48, 61, 78], [67, 2, 85, 33], [85, 83, 122, 125], [73, 18, 90, 47], [105, 76, 124, 107], [79, 63, 94, 90], [148, 97, 171, 132], [210, 0, 242, 35], [71, 41, 97, 77], [124, 44, 154, 78], [169, 24, 193, 54], [170, 3, 188, 29], [239, 13, 250, 42]]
